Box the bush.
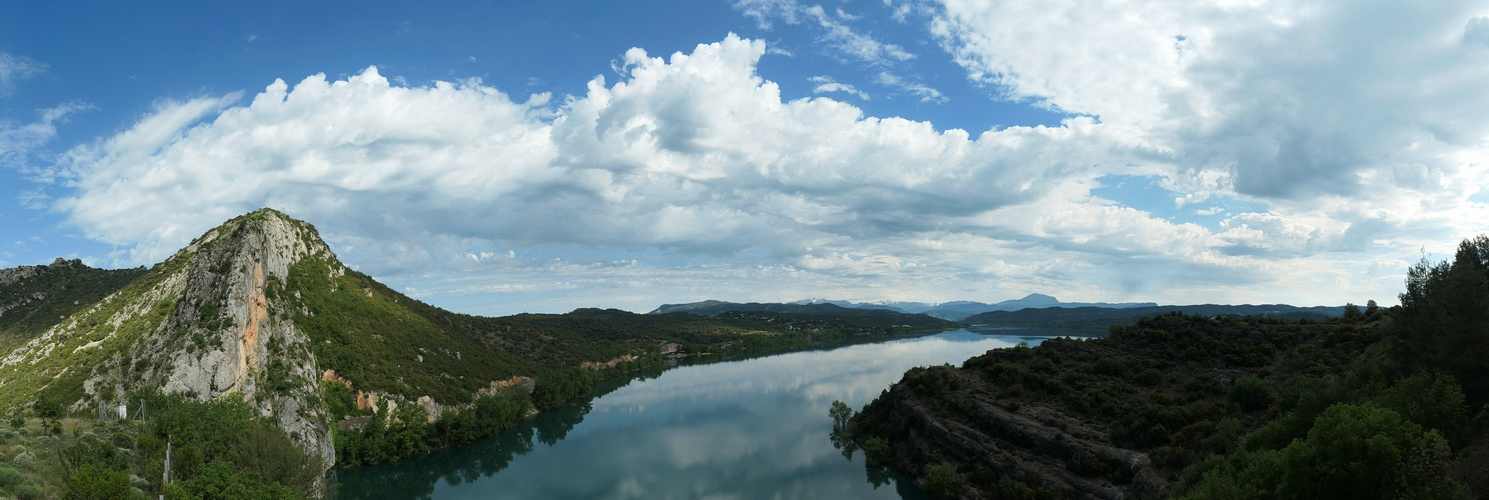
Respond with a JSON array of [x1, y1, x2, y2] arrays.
[[11, 451, 34, 470], [131, 390, 318, 497], [1066, 450, 1111, 477], [11, 480, 40, 500], [0, 466, 22, 489], [1136, 368, 1162, 386], [1276, 403, 1464, 499], [63, 463, 137, 500], [1175, 449, 1283, 500], [1372, 370, 1467, 441], [1228, 378, 1278, 412], [863, 437, 890, 466], [924, 462, 964, 499], [532, 368, 594, 411]]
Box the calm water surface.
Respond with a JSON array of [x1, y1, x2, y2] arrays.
[[335, 329, 1074, 499]]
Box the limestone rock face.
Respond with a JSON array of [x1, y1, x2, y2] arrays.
[[153, 211, 335, 471], [45, 209, 339, 472]]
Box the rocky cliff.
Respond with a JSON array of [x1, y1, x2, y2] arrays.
[[0, 209, 336, 471]]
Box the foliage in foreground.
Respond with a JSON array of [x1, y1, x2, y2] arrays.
[[22, 389, 320, 500]]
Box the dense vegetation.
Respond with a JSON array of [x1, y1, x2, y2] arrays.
[[842, 237, 1489, 499], [335, 391, 533, 467], [0, 389, 319, 500]]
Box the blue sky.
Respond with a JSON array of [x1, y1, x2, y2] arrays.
[[4, 0, 1489, 315]]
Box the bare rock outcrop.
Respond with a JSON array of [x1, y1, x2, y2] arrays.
[[2, 209, 341, 474]]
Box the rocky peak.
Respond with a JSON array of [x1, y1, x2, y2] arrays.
[[70, 208, 341, 472]]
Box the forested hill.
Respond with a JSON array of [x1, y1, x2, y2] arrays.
[[963, 303, 1347, 331], [0, 259, 145, 352], [839, 238, 1489, 499]]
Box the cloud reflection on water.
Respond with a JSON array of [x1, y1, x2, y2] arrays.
[[336, 330, 1043, 500]]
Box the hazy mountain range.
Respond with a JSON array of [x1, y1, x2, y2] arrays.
[[652, 293, 1159, 321], [651, 294, 1349, 328]]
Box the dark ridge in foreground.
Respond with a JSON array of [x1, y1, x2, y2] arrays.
[[849, 313, 1379, 499]]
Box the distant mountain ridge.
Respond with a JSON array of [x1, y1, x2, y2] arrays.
[[964, 303, 1347, 331], [654, 294, 1159, 320], [648, 300, 908, 317]]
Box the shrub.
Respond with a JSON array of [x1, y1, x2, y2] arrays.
[[1372, 370, 1467, 442], [11, 480, 40, 500], [863, 437, 891, 466], [1136, 368, 1162, 386], [925, 462, 964, 499], [11, 451, 34, 470], [1228, 378, 1278, 412], [63, 463, 137, 500], [0, 466, 22, 489], [1277, 403, 1464, 499], [1066, 450, 1111, 477]]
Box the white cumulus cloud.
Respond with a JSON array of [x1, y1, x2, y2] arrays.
[[42, 17, 1484, 312], [51, 35, 1140, 313]]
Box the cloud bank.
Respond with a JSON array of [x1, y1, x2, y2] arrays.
[[38, 0, 1489, 313]]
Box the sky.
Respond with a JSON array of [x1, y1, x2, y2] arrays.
[[3, 1, 1489, 316]]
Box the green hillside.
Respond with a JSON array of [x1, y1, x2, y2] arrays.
[[0, 260, 146, 353]]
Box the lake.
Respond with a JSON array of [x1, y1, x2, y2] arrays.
[[334, 329, 1075, 499]]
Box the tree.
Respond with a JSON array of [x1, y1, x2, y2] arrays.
[[1343, 303, 1362, 320], [1228, 378, 1278, 412], [1398, 236, 1489, 405], [33, 398, 63, 433], [829, 400, 853, 430], [863, 437, 891, 466], [1276, 403, 1464, 499], [924, 463, 964, 499]]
